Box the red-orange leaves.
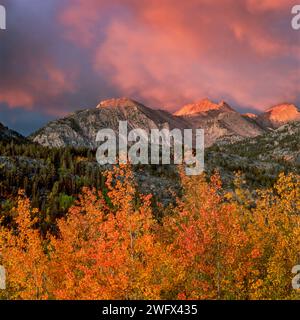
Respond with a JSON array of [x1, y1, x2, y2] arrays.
[[0, 192, 49, 299], [0, 168, 299, 300]]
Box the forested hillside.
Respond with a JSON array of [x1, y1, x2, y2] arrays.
[[0, 141, 104, 233]]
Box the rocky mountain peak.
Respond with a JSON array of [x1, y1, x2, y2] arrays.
[[257, 103, 300, 129], [266, 103, 299, 118], [28, 97, 300, 149], [96, 97, 143, 110], [174, 98, 234, 116], [30, 98, 190, 148]]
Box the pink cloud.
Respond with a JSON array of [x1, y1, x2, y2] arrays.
[[246, 0, 295, 12], [1, 0, 299, 119], [59, 0, 300, 112], [0, 59, 76, 113], [0, 89, 34, 109]]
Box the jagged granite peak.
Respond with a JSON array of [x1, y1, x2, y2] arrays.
[[174, 99, 265, 147], [29, 98, 300, 149], [30, 98, 190, 148], [256, 103, 300, 129], [174, 98, 234, 116]]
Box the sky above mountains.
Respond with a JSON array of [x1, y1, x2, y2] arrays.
[[0, 0, 299, 135]]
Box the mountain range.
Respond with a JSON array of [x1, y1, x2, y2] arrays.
[[0, 97, 300, 149], [25, 97, 300, 148], [1, 97, 299, 206]]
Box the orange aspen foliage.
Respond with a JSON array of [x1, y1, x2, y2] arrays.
[[0, 167, 299, 300], [48, 165, 169, 299], [244, 173, 300, 299], [163, 172, 259, 299], [0, 191, 49, 300]]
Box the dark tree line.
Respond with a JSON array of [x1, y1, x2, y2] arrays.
[[0, 141, 105, 234]]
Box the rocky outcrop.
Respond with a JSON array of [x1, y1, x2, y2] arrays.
[[30, 98, 190, 148], [206, 121, 300, 188], [256, 104, 300, 129], [29, 98, 300, 149], [174, 99, 265, 147]]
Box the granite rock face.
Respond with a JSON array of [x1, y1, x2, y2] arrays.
[[256, 104, 300, 129], [29, 98, 300, 149], [174, 99, 265, 147], [30, 98, 190, 148]]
